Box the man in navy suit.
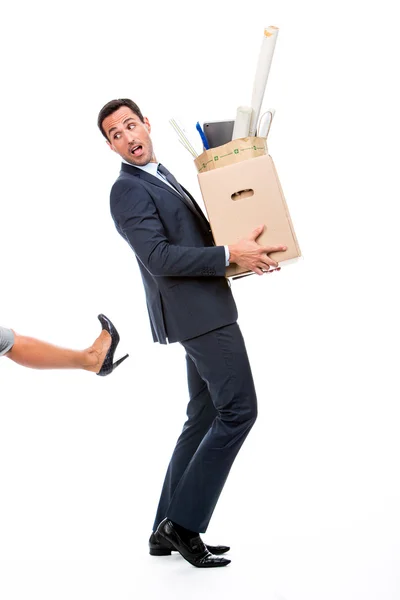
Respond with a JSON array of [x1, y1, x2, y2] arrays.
[[98, 99, 286, 568]]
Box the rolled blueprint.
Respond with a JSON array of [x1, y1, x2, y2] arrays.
[[232, 105, 253, 140], [248, 26, 279, 136]]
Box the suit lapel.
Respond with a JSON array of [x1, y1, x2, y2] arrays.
[[180, 184, 211, 231], [120, 163, 211, 234]]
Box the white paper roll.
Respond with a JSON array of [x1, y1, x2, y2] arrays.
[[248, 26, 279, 136], [232, 105, 253, 140]]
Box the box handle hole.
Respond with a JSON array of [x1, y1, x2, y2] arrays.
[[231, 189, 254, 201]]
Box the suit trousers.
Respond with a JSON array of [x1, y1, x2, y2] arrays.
[[153, 322, 258, 533]]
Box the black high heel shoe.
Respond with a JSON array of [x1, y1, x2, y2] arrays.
[[96, 314, 129, 377]]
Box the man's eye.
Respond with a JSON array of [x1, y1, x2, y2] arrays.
[[128, 123, 135, 129], [114, 133, 121, 140]]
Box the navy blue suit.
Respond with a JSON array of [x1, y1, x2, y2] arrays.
[[111, 162, 238, 344], [110, 162, 257, 533]]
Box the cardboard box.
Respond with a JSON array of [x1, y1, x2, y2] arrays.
[[197, 153, 301, 278]]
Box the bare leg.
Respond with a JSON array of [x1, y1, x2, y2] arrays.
[[6, 329, 111, 373]]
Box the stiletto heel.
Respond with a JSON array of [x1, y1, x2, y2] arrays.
[[96, 313, 129, 377], [112, 354, 129, 369]]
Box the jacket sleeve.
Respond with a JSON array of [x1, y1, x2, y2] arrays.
[[110, 179, 226, 278]]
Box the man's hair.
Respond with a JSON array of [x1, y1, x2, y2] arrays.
[[97, 98, 145, 140]]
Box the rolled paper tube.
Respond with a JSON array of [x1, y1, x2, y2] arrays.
[[232, 105, 253, 140], [248, 26, 279, 136]]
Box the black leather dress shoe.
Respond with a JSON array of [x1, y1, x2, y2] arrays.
[[155, 518, 231, 568], [149, 532, 230, 556]]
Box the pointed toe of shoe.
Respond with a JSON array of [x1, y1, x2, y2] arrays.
[[207, 544, 230, 555], [197, 553, 231, 568]]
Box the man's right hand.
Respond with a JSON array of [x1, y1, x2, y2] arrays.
[[228, 225, 287, 276]]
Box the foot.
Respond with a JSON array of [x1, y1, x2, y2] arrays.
[[83, 329, 112, 373], [155, 518, 231, 568], [149, 532, 230, 556]]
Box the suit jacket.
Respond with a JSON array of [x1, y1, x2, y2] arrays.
[[110, 162, 238, 344]]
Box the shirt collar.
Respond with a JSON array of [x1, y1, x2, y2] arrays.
[[121, 158, 159, 176]]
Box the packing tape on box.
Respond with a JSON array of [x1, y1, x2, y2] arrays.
[[194, 137, 267, 173]]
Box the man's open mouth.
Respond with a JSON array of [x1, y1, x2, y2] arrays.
[[130, 144, 143, 156]]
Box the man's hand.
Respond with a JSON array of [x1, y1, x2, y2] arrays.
[[228, 225, 287, 276]]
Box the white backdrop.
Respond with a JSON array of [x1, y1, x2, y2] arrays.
[[1, 1, 399, 599]]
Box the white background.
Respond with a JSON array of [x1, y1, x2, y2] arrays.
[[1, 1, 399, 599]]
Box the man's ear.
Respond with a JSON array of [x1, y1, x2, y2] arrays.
[[143, 117, 151, 133], [106, 140, 116, 153]]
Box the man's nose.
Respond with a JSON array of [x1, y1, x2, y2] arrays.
[[125, 129, 136, 143]]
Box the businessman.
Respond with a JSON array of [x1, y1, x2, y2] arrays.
[[98, 98, 286, 568]]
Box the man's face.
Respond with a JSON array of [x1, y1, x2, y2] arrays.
[[102, 107, 156, 165]]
